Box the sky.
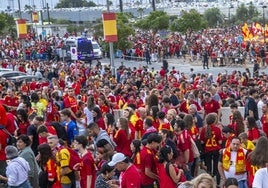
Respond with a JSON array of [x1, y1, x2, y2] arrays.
[[0, 0, 60, 11]]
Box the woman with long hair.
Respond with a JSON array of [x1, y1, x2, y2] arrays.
[[38, 143, 61, 188], [111, 117, 132, 157], [192, 173, 216, 188], [249, 136, 268, 188], [149, 105, 160, 129], [92, 106, 106, 130], [228, 110, 245, 137], [246, 116, 260, 144], [16, 108, 30, 136], [104, 112, 116, 135], [199, 113, 222, 186], [157, 145, 185, 188], [130, 139, 141, 172]]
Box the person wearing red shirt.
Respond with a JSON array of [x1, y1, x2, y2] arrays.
[[4, 88, 19, 115], [202, 92, 221, 118], [108, 152, 141, 188], [218, 85, 230, 100], [98, 95, 110, 115], [74, 135, 96, 188], [140, 133, 162, 187], [92, 107, 106, 130], [176, 120, 194, 181], [199, 113, 222, 184], [246, 116, 260, 144], [221, 126, 236, 148], [158, 146, 185, 188], [0, 104, 9, 180], [111, 118, 132, 157], [261, 102, 268, 137], [179, 93, 202, 114], [63, 88, 78, 118]]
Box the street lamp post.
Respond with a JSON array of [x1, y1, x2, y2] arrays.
[[17, 0, 22, 18], [228, 5, 233, 27], [263, 5, 267, 48]]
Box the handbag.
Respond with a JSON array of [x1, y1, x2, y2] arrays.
[[190, 138, 200, 158]]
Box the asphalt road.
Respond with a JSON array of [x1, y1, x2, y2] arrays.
[[97, 56, 263, 78]]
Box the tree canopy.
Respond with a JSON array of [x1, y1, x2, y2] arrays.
[[55, 0, 96, 8], [134, 11, 169, 33], [203, 8, 224, 28], [170, 9, 207, 33]]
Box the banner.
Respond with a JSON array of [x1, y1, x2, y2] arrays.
[[16, 19, 27, 39], [32, 12, 38, 23], [102, 12, 118, 42]]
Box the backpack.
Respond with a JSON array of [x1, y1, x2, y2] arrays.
[[59, 147, 81, 171], [50, 121, 68, 141], [59, 147, 81, 188], [0, 125, 17, 146]]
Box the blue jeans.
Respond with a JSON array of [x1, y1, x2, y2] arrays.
[[238, 180, 248, 188], [185, 162, 194, 180], [61, 184, 72, 188]]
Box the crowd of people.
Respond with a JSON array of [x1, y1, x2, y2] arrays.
[[0, 26, 268, 188]]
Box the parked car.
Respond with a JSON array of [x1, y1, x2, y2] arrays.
[[8, 75, 43, 84], [0, 71, 27, 79], [92, 41, 103, 59], [0, 68, 13, 72]]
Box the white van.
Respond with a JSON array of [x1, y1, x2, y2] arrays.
[[92, 41, 102, 59]]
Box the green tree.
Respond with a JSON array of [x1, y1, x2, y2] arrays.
[[134, 11, 169, 33], [203, 8, 224, 28], [55, 0, 96, 8], [170, 9, 207, 33], [0, 13, 16, 37], [234, 3, 259, 24]]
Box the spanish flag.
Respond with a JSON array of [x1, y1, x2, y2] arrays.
[[32, 12, 38, 23], [102, 12, 118, 42], [16, 19, 27, 39]]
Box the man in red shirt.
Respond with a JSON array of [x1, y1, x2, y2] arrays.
[[108, 152, 141, 188], [4, 89, 19, 116], [63, 87, 78, 118], [140, 133, 162, 187], [202, 92, 221, 118]]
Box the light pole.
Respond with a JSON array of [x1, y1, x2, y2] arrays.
[[228, 5, 233, 27], [263, 5, 267, 48], [17, 0, 21, 18]]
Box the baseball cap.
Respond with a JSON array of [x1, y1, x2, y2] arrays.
[[108, 153, 126, 166]]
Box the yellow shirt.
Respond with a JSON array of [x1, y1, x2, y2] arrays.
[[56, 148, 72, 184], [241, 140, 255, 152]]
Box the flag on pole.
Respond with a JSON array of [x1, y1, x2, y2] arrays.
[[16, 19, 27, 39], [102, 12, 118, 42], [32, 12, 38, 23]]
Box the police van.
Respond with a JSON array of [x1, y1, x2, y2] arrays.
[[64, 37, 94, 61]]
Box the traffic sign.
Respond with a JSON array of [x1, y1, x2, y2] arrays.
[[71, 47, 78, 60]]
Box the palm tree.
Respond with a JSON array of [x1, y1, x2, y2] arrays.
[[137, 7, 144, 19]]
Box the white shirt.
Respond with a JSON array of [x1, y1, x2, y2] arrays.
[[252, 168, 268, 188], [223, 148, 247, 181]]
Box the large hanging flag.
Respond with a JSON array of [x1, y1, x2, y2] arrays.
[[16, 19, 27, 39], [102, 12, 118, 42], [32, 12, 38, 23], [242, 23, 254, 41]]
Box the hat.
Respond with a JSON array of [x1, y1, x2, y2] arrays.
[[108, 153, 126, 166], [5, 146, 18, 159]]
